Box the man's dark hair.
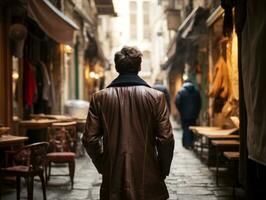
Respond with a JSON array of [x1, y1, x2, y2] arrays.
[[114, 46, 143, 74]]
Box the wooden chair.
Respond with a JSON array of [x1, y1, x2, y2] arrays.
[[0, 142, 48, 200], [45, 121, 77, 188]]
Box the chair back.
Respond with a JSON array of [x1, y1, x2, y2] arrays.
[[48, 121, 77, 153], [14, 142, 48, 170]]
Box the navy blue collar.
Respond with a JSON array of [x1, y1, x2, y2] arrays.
[[107, 73, 150, 88]]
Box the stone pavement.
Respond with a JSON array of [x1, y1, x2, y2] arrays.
[[1, 127, 246, 200]]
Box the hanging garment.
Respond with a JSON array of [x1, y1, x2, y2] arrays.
[[33, 61, 45, 114], [48, 72, 56, 109], [209, 57, 230, 99], [23, 61, 37, 107], [228, 31, 239, 100], [39, 61, 51, 101]]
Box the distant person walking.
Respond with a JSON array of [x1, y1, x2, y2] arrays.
[[175, 80, 201, 149], [83, 46, 174, 200], [152, 79, 171, 112]]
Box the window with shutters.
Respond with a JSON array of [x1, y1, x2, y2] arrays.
[[143, 1, 150, 40]]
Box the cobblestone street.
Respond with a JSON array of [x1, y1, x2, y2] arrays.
[[1, 126, 246, 200]]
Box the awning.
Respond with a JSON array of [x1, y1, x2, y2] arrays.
[[169, 7, 209, 73], [179, 7, 209, 45], [95, 0, 116, 16], [28, 0, 79, 46]]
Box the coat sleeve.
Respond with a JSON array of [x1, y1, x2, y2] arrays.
[[175, 91, 182, 111], [164, 88, 171, 111], [155, 94, 175, 176], [82, 95, 103, 174]]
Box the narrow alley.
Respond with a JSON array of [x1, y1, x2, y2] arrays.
[[1, 0, 266, 199], [1, 125, 245, 200]]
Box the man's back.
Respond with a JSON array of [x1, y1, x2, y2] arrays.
[[84, 85, 174, 200], [82, 46, 174, 200], [96, 86, 165, 140]]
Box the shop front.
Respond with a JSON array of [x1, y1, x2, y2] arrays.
[[84, 32, 106, 101], [0, 0, 78, 132], [206, 5, 239, 129]]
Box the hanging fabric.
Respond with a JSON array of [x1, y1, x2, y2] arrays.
[[209, 57, 230, 99], [23, 60, 37, 107], [27, 0, 78, 46]]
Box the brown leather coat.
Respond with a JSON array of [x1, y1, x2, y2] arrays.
[[82, 75, 174, 200]]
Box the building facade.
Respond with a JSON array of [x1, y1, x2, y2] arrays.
[[0, 0, 115, 131], [105, 0, 172, 86]]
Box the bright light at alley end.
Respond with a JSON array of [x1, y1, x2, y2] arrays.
[[89, 71, 96, 78], [182, 73, 188, 81], [64, 45, 72, 53], [89, 71, 100, 80], [12, 72, 19, 80]]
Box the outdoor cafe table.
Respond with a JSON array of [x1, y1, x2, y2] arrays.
[[189, 126, 239, 137], [189, 126, 222, 132], [19, 117, 86, 145], [0, 135, 28, 167], [189, 126, 221, 156], [30, 114, 87, 132], [211, 140, 240, 185], [0, 135, 28, 148], [189, 126, 239, 164], [31, 114, 87, 136], [18, 119, 58, 142], [30, 114, 75, 122]]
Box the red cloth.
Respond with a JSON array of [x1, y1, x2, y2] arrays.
[[23, 61, 36, 107]]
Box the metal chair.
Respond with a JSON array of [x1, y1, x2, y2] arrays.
[[0, 142, 48, 200], [45, 121, 77, 188]]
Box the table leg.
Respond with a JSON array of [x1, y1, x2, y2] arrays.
[[207, 139, 211, 168], [232, 160, 237, 197], [216, 147, 219, 186], [200, 136, 203, 158]]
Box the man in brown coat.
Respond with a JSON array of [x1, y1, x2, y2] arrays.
[[82, 46, 174, 200]]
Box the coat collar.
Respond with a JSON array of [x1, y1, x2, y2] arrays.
[[107, 73, 151, 88]]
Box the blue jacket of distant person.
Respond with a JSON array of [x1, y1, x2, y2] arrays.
[[175, 81, 201, 120]]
